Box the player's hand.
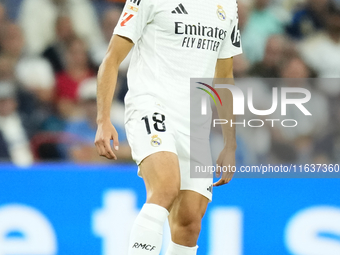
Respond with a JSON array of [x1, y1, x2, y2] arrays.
[[94, 120, 119, 160], [213, 147, 236, 187]]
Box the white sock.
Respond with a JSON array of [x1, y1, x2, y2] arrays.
[[165, 240, 198, 255], [128, 203, 169, 255]]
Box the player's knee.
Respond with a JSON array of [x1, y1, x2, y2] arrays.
[[185, 221, 201, 237], [159, 185, 179, 205], [147, 185, 179, 209], [176, 215, 202, 237]]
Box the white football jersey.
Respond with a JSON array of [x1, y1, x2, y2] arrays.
[[114, 0, 242, 133]]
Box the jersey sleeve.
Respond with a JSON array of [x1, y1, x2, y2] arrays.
[[113, 0, 156, 44], [218, 6, 243, 59]]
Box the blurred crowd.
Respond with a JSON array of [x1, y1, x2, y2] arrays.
[[0, 0, 130, 165], [0, 0, 339, 166]]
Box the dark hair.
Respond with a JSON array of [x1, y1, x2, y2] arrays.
[[328, 1, 340, 15]]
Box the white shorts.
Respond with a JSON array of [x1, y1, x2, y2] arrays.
[[125, 96, 213, 201]]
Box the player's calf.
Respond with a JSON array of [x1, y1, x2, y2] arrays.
[[166, 191, 209, 255], [169, 210, 202, 246]]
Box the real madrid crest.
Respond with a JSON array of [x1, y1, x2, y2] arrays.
[[151, 135, 162, 147], [217, 5, 226, 21]]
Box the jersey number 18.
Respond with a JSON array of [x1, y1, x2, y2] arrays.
[[141, 113, 166, 135]]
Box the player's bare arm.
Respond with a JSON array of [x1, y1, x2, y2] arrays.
[[213, 57, 237, 187], [95, 35, 133, 160]]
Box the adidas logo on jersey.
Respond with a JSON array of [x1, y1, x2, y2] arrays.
[[129, 0, 141, 6], [171, 3, 188, 14]]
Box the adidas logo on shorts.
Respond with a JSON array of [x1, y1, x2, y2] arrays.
[[171, 3, 188, 14]]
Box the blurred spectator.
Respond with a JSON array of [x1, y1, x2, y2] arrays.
[[279, 55, 312, 78], [281, 0, 306, 11], [249, 34, 287, 77], [0, 53, 35, 126], [276, 56, 329, 140], [55, 36, 95, 118], [0, 81, 33, 166], [236, 79, 274, 163], [43, 15, 76, 73], [64, 78, 131, 162], [0, 3, 8, 31], [299, 1, 340, 79], [241, 0, 285, 63], [268, 141, 298, 164], [18, 0, 104, 56], [286, 0, 329, 40], [271, 57, 329, 163], [238, 0, 251, 32], [91, 6, 121, 66], [91, 5, 131, 69], [106, 0, 125, 3], [0, 22, 25, 60], [16, 58, 55, 102], [0, 54, 16, 81], [233, 54, 251, 77], [0, 21, 58, 136], [15, 57, 57, 135], [0, 3, 6, 21]]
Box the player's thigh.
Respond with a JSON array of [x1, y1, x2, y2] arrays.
[[139, 151, 181, 200], [169, 190, 209, 227], [124, 98, 183, 206]]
